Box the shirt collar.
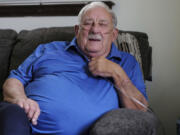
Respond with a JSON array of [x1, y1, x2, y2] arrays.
[[65, 37, 122, 61], [64, 37, 77, 51], [107, 42, 122, 61]]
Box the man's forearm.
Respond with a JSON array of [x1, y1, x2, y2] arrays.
[[3, 78, 27, 103], [112, 66, 148, 111]]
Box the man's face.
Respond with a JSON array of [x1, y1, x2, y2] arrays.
[[75, 7, 118, 58]]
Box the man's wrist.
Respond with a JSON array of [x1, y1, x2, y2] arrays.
[[3, 94, 27, 104], [112, 65, 130, 88]]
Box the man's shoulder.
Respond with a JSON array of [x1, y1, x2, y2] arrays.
[[44, 41, 70, 49], [111, 43, 137, 63], [39, 41, 70, 52], [116, 51, 140, 70], [119, 51, 137, 63]]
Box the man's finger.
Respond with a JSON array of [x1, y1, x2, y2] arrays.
[[28, 105, 36, 119], [88, 59, 97, 67], [32, 106, 40, 125]]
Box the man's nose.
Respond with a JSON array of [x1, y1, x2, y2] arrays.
[[90, 23, 101, 33]]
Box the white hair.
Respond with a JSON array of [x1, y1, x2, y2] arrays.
[[78, 2, 117, 27]]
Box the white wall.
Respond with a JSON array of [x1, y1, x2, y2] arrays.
[[114, 0, 180, 135], [0, 16, 78, 32], [1, 0, 180, 134]]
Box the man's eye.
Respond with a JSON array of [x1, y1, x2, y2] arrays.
[[99, 22, 108, 26], [84, 22, 93, 25]]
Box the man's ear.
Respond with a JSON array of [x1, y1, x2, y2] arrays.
[[112, 28, 119, 42], [74, 25, 80, 37]]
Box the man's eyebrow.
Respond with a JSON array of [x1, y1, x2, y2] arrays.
[[99, 20, 109, 23], [83, 18, 109, 23], [83, 18, 93, 22]]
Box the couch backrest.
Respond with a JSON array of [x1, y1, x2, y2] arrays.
[[9, 27, 152, 81], [0, 27, 152, 99], [9, 27, 75, 72], [0, 29, 17, 99]]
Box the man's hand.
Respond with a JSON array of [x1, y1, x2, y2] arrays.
[[14, 98, 40, 125], [88, 56, 119, 78], [3, 78, 40, 125]]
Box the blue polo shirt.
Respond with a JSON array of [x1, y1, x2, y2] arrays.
[[9, 38, 147, 135]]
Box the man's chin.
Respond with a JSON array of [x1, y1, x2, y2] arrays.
[[87, 43, 102, 50], [85, 50, 103, 58]]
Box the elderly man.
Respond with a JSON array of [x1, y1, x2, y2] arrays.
[[0, 2, 157, 135]]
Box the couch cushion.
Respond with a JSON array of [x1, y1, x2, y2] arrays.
[[0, 29, 17, 99]]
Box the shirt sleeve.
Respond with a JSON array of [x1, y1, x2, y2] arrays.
[[130, 61, 148, 100], [8, 44, 44, 86]]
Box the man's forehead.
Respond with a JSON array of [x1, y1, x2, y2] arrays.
[[83, 7, 111, 17], [83, 17, 109, 22], [80, 6, 113, 25]]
